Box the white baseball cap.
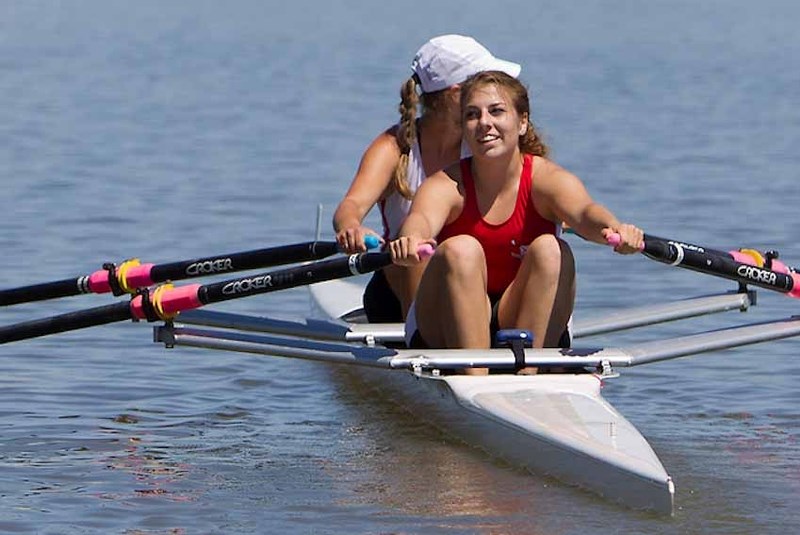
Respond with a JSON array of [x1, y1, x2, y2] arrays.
[[411, 34, 521, 94]]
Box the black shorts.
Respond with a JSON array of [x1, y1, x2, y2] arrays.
[[363, 269, 403, 323]]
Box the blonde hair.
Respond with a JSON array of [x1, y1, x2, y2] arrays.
[[392, 76, 451, 200], [460, 70, 549, 157]]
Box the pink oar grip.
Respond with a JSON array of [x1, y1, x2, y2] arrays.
[[605, 233, 644, 251], [417, 244, 435, 259]]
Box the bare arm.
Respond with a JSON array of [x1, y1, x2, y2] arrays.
[[333, 129, 400, 252], [390, 168, 462, 264], [532, 158, 643, 253]]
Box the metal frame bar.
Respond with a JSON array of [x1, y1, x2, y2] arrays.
[[177, 290, 755, 345], [572, 291, 754, 338], [156, 313, 800, 371]]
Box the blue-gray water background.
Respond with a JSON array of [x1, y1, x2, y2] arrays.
[[1, 1, 798, 533]]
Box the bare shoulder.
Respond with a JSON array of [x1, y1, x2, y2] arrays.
[[532, 156, 572, 181], [355, 126, 402, 177], [344, 126, 404, 201], [531, 156, 584, 192], [530, 156, 594, 222], [366, 126, 402, 157]]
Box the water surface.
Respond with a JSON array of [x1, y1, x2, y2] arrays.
[[1, 1, 798, 533]]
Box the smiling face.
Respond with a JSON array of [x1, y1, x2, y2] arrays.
[[462, 79, 528, 159]]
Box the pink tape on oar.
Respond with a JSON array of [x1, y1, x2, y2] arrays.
[[727, 250, 793, 276], [119, 264, 157, 289], [728, 251, 758, 267], [86, 270, 113, 294], [790, 274, 800, 298], [129, 284, 203, 320], [727, 253, 800, 298], [87, 264, 157, 294]]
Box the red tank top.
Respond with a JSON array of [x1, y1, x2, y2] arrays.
[[437, 154, 556, 296]]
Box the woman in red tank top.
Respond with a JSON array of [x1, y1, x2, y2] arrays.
[[389, 71, 643, 373]]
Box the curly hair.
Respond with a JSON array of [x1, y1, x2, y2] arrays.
[[459, 70, 549, 157]]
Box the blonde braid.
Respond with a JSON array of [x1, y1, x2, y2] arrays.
[[392, 76, 419, 200]]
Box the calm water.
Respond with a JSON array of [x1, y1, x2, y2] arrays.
[[1, 1, 798, 533]]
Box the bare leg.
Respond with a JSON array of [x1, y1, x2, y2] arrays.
[[498, 235, 575, 352], [383, 261, 429, 320], [414, 236, 491, 375]]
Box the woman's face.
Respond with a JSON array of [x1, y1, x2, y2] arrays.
[[462, 83, 527, 159]]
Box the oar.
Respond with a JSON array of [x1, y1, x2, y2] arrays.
[[0, 236, 380, 307], [0, 244, 432, 344], [608, 233, 800, 298]]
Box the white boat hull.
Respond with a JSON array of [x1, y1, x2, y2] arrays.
[[308, 279, 674, 513]]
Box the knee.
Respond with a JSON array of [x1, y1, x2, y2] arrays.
[[523, 235, 575, 276], [436, 235, 486, 275]]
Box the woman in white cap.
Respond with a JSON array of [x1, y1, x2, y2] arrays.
[[389, 71, 643, 372], [333, 35, 520, 323]]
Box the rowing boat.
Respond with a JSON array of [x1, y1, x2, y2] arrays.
[[158, 274, 800, 515], [310, 278, 677, 513], [4, 231, 800, 514]]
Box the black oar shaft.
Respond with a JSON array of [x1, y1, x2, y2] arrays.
[[196, 251, 391, 306], [147, 241, 341, 282], [0, 277, 91, 307], [0, 302, 133, 344], [642, 234, 796, 295], [644, 234, 732, 259]]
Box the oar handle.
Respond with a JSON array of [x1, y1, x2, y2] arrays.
[[606, 232, 800, 298], [605, 233, 643, 251]]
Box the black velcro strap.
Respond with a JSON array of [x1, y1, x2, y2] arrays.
[[102, 263, 125, 296], [510, 339, 525, 371], [134, 288, 160, 322]]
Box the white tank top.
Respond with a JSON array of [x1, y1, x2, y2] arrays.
[[379, 137, 470, 240]]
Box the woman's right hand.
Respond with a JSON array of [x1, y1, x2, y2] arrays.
[[389, 236, 437, 266], [336, 226, 382, 253], [601, 224, 644, 254]]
